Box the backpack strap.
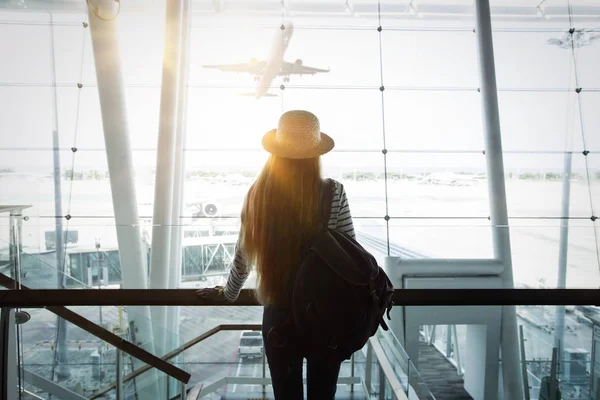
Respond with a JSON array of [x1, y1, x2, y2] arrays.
[[320, 178, 334, 231]]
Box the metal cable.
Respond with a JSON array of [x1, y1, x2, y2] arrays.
[[567, 1, 600, 273], [61, 23, 88, 279], [377, 1, 391, 256]]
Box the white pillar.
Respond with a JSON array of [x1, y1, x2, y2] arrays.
[[49, 13, 70, 380], [149, 0, 184, 358], [553, 151, 572, 358], [86, 0, 157, 382], [166, 1, 190, 396], [474, 0, 524, 398], [166, 0, 191, 368]]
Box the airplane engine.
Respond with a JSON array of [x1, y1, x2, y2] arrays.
[[294, 58, 303, 73], [189, 201, 220, 220], [202, 202, 219, 218]]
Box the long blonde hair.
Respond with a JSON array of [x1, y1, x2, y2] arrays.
[[241, 155, 323, 305]]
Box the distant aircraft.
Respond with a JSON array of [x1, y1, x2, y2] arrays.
[[202, 21, 330, 98], [419, 172, 479, 186]]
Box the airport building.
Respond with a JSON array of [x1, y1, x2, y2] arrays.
[[1, 0, 599, 399]]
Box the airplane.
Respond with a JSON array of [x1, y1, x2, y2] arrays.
[[418, 172, 479, 186], [202, 21, 330, 98]]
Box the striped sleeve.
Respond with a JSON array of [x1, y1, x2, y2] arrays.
[[223, 237, 250, 302], [329, 181, 356, 239]]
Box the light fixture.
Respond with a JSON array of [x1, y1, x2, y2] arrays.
[[548, 29, 600, 49], [536, 0, 548, 20], [407, 0, 422, 19], [15, 311, 30, 325], [345, 0, 354, 16]]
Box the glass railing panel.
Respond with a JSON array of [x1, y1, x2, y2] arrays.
[[15, 304, 186, 400], [377, 328, 411, 381], [518, 305, 596, 400], [374, 328, 435, 399], [115, 327, 372, 399], [183, 329, 266, 395], [12, 305, 433, 400], [18, 307, 122, 398], [414, 305, 597, 400], [407, 359, 436, 400]]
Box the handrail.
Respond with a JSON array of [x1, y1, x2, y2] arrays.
[[369, 336, 409, 400], [90, 324, 262, 399], [0, 274, 191, 384], [1, 286, 599, 308], [94, 323, 395, 400]]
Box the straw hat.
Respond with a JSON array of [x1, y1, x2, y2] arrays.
[[262, 110, 335, 159]]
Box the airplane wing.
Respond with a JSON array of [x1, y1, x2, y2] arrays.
[[280, 60, 330, 75], [238, 92, 278, 97], [202, 60, 267, 75]]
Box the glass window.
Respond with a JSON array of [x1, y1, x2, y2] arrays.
[[384, 90, 483, 151], [3, 3, 600, 397]]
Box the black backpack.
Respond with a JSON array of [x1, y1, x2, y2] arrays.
[[290, 179, 395, 362]]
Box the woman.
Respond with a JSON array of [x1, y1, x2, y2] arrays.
[[198, 110, 355, 399]]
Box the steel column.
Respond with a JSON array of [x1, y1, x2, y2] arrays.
[[166, 0, 191, 396], [1, 308, 11, 400], [474, 0, 523, 398], [116, 350, 123, 400], [49, 12, 70, 380], [553, 151, 572, 353], [519, 325, 531, 400], [149, 0, 184, 357], [86, 1, 157, 395]]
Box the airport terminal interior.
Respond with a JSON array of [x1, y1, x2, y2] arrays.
[[0, 0, 599, 399]]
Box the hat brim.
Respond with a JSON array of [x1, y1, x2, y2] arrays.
[[262, 129, 335, 159]]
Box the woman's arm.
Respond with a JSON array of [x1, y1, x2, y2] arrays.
[[334, 183, 356, 239], [223, 236, 250, 302]]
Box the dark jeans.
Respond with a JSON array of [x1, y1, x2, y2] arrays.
[[262, 306, 342, 400]]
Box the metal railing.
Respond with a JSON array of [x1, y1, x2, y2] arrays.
[[2, 286, 599, 307], [89, 324, 261, 399], [7, 319, 422, 400]]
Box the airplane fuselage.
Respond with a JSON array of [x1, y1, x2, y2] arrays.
[[256, 22, 294, 98]]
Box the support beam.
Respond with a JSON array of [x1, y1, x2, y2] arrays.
[[166, 0, 191, 396], [49, 13, 69, 380], [474, 0, 523, 398], [86, 0, 157, 393], [22, 370, 87, 400], [0, 308, 17, 400], [149, 0, 184, 357], [553, 151, 572, 353]]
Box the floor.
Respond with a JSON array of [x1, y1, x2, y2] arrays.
[[221, 388, 367, 399], [219, 343, 474, 400], [417, 342, 473, 400]]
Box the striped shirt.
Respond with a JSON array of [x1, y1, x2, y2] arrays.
[[223, 179, 355, 302]]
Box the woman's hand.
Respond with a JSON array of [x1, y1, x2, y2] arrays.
[[196, 286, 224, 301]]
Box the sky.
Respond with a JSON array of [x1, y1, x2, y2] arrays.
[[0, 2, 599, 174]]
